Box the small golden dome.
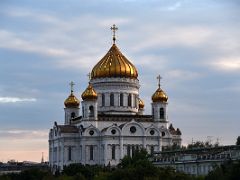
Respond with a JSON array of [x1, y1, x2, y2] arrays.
[[81, 84, 98, 100], [91, 44, 138, 79], [139, 98, 145, 109], [152, 88, 168, 103], [64, 92, 80, 108]]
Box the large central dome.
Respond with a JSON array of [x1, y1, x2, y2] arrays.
[[91, 44, 138, 79]]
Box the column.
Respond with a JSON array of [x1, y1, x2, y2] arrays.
[[104, 143, 108, 165], [158, 137, 162, 151], [120, 136, 123, 159]]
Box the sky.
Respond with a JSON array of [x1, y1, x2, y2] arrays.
[[0, 0, 239, 162]]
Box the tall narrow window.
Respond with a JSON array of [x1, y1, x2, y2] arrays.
[[127, 145, 131, 156], [112, 145, 116, 160], [110, 93, 114, 106], [90, 145, 94, 160], [120, 93, 123, 106], [160, 108, 164, 119], [150, 146, 154, 156], [132, 146, 135, 156], [136, 145, 139, 152], [102, 94, 105, 106], [89, 106, 94, 117], [128, 94, 132, 107], [68, 146, 72, 161], [71, 112, 75, 118]]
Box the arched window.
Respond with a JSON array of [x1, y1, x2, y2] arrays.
[[71, 112, 75, 119], [160, 108, 164, 119], [112, 145, 116, 160], [90, 145, 94, 160], [102, 94, 105, 106], [89, 106, 94, 117], [128, 94, 132, 107], [120, 93, 124, 106], [110, 93, 114, 106]]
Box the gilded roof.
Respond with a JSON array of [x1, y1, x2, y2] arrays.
[[91, 44, 138, 79], [139, 98, 145, 109], [64, 92, 80, 108], [152, 87, 168, 103], [81, 83, 98, 100]]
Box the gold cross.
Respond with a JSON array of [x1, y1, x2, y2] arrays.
[[69, 81, 75, 93], [157, 75, 162, 88], [110, 24, 118, 44], [87, 72, 91, 81]]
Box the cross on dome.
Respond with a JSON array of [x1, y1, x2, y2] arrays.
[[69, 81, 75, 93], [87, 72, 91, 81], [157, 75, 162, 88], [110, 24, 118, 44]]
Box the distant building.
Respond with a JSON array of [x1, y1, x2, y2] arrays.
[[48, 25, 182, 171], [0, 161, 48, 175], [152, 145, 240, 176]]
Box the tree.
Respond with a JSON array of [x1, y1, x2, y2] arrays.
[[111, 149, 157, 180], [205, 160, 240, 180], [236, 136, 240, 145]]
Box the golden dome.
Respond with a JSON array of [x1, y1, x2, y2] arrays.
[[139, 98, 145, 109], [152, 88, 168, 103], [81, 83, 98, 100], [91, 44, 138, 79], [64, 92, 80, 108]]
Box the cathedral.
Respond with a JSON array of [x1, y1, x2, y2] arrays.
[[48, 25, 182, 171]]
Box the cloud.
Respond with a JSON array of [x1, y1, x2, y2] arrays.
[[167, 2, 182, 11], [131, 26, 213, 52], [0, 129, 48, 140], [0, 129, 48, 162], [0, 30, 72, 57], [0, 97, 36, 103], [210, 57, 240, 71], [166, 69, 203, 80], [1, 7, 60, 24]]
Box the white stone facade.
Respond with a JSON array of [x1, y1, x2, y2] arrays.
[[49, 43, 182, 171]]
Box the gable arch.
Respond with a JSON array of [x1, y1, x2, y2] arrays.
[[121, 120, 145, 136], [102, 124, 121, 136], [159, 126, 171, 138], [83, 125, 100, 137], [145, 124, 160, 136]]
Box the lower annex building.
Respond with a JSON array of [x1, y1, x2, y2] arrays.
[[48, 25, 182, 171]]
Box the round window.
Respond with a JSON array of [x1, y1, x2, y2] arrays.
[[150, 130, 155, 135], [162, 132, 165, 137], [130, 126, 136, 133], [111, 129, 116, 135], [89, 130, 94, 136]]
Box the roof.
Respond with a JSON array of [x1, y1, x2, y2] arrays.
[[97, 114, 153, 122], [73, 114, 154, 122], [91, 44, 138, 79], [57, 125, 79, 133]]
